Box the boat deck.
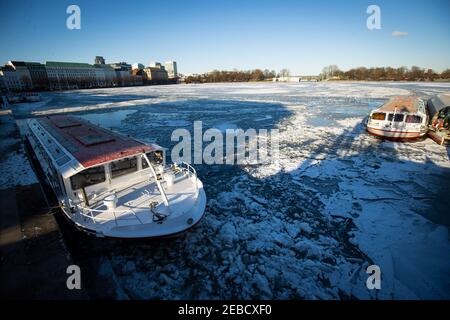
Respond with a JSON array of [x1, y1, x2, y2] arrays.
[[79, 170, 198, 229]]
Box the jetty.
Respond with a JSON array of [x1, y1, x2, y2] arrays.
[[0, 109, 87, 299]]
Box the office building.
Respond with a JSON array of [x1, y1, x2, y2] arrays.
[[95, 56, 105, 65], [109, 62, 132, 71], [165, 61, 178, 79], [0, 66, 23, 92], [46, 61, 97, 90], [132, 63, 145, 70], [144, 62, 168, 83], [6, 61, 33, 90]]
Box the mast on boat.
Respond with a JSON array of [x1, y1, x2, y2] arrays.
[[142, 153, 170, 207]]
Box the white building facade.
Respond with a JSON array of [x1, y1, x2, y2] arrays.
[[165, 61, 178, 79], [46, 62, 97, 90]]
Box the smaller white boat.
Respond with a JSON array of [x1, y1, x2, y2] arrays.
[[366, 96, 428, 140]]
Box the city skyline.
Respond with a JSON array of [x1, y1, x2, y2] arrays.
[[0, 0, 449, 75], [0, 58, 178, 93]]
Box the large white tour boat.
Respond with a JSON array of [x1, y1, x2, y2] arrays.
[[366, 96, 428, 140], [25, 115, 206, 238]]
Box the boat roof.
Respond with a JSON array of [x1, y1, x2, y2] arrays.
[[36, 115, 155, 168], [377, 96, 422, 113], [427, 93, 450, 116]]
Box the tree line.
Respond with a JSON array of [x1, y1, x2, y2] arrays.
[[184, 66, 450, 83], [185, 69, 277, 83], [321, 65, 450, 81]]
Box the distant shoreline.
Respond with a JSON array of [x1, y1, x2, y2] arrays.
[[3, 80, 449, 96], [321, 79, 450, 83], [183, 79, 450, 85]]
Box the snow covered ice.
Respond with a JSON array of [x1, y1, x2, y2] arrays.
[[11, 81, 450, 299]]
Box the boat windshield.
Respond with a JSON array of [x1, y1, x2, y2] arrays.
[[111, 156, 138, 178], [405, 115, 422, 123], [142, 150, 164, 168], [387, 114, 404, 122], [371, 112, 386, 120], [70, 165, 106, 190]]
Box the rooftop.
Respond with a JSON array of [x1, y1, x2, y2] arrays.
[[437, 93, 450, 106], [8, 61, 26, 67], [428, 93, 450, 116], [94, 64, 114, 70], [378, 96, 422, 113], [37, 115, 154, 168], [46, 61, 94, 68]]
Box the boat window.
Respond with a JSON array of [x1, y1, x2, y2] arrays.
[[142, 150, 164, 169], [405, 115, 422, 123], [371, 112, 386, 120], [387, 114, 404, 122], [70, 166, 106, 190], [111, 156, 138, 178]]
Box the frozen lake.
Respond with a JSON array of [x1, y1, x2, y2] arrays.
[[12, 82, 450, 299]]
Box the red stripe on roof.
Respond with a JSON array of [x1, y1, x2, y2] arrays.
[[38, 115, 154, 168]]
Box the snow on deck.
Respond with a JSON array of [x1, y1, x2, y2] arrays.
[[9, 81, 450, 299], [85, 172, 198, 229]]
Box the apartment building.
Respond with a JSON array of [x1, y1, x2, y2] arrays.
[[95, 56, 105, 65], [165, 61, 178, 79], [46, 61, 97, 90], [143, 62, 168, 83], [6, 61, 33, 90], [0, 57, 176, 92], [24, 62, 49, 90], [0, 66, 23, 92]]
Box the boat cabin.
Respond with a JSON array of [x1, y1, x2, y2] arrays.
[[366, 96, 428, 140]]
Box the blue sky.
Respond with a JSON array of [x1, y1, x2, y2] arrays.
[[0, 0, 449, 75]]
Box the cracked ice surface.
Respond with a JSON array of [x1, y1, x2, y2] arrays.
[[14, 82, 450, 299]]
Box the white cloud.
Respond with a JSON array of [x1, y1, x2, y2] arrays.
[[392, 31, 408, 37]]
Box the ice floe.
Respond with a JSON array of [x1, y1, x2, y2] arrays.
[[8, 82, 450, 299]]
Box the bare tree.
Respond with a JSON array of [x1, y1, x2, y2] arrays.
[[441, 69, 450, 79], [279, 68, 290, 78], [321, 65, 342, 80]]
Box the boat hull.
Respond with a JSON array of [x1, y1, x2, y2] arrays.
[[427, 130, 445, 145], [366, 126, 426, 141]]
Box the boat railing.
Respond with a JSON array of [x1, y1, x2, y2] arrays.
[[73, 202, 145, 225], [177, 161, 199, 194], [69, 162, 200, 225]]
